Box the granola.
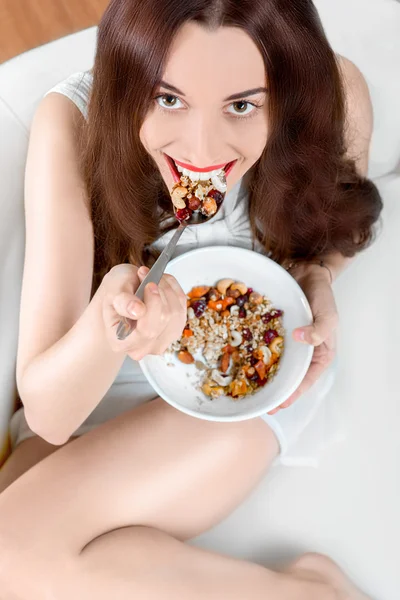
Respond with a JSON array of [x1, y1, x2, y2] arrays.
[[169, 279, 285, 400], [171, 175, 225, 222]]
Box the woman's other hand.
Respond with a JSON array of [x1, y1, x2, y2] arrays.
[[268, 263, 337, 415], [102, 264, 187, 361]]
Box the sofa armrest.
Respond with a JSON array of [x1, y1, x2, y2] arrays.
[[0, 97, 28, 463]]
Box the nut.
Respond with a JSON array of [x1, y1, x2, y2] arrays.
[[220, 352, 231, 374], [172, 185, 188, 198], [187, 307, 195, 320], [178, 350, 195, 364], [201, 196, 218, 216], [188, 197, 201, 211], [230, 282, 248, 295], [269, 336, 284, 355], [249, 292, 262, 305], [211, 369, 233, 387], [171, 186, 188, 209], [171, 194, 186, 209], [226, 288, 241, 299], [260, 345, 272, 365], [217, 279, 235, 295], [230, 331, 243, 347]]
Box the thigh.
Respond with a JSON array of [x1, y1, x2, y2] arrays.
[[0, 398, 278, 560], [0, 436, 77, 494]]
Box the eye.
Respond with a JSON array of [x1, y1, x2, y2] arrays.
[[155, 94, 184, 110], [226, 100, 258, 117]]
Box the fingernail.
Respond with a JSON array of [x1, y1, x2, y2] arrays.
[[295, 329, 305, 342], [138, 266, 148, 277], [127, 301, 138, 317]]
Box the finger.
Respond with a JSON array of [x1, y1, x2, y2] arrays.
[[297, 311, 338, 346], [112, 291, 147, 321], [135, 282, 166, 340], [137, 265, 150, 280], [153, 279, 187, 352], [294, 278, 338, 346], [293, 304, 338, 345], [162, 274, 188, 309]]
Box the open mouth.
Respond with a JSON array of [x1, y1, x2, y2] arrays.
[[164, 154, 237, 186]]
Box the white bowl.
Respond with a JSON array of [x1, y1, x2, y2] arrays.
[[140, 246, 313, 421]]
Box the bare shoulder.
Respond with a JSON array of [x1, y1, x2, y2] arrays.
[[336, 55, 373, 175]]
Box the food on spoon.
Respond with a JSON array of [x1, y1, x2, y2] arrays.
[[170, 162, 228, 222], [168, 280, 285, 400]]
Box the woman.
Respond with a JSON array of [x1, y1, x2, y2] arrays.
[[0, 0, 381, 597]]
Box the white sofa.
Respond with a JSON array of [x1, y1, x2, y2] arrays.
[[0, 1, 399, 597]]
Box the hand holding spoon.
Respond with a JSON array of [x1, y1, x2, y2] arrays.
[[116, 173, 226, 341]]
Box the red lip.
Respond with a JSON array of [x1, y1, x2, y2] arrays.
[[164, 154, 237, 182], [173, 159, 229, 173]]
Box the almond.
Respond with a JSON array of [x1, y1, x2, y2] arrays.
[[178, 350, 195, 364]]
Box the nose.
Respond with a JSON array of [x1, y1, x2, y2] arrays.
[[180, 111, 224, 168]]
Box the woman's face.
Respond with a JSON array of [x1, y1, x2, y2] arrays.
[[140, 23, 268, 194]]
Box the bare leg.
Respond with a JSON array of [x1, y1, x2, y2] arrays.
[[65, 527, 336, 600], [0, 400, 371, 600], [2, 524, 335, 600], [287, 554, 371, 600], [0, 436, 77, 493], [0, 398, 278, 549]]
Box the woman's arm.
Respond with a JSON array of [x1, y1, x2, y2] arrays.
[[17, 94, 127, 445]]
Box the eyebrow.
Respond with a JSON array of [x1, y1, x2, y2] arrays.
[[159, 81, 267, 102]]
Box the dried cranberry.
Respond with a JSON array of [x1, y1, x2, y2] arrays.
[[271, 309, 283, 318], [191, 299, 207, 317], [207, 189, 224, 206], [263, 329, 278, 344], [236, 295, 248, 307], [176, 207, 193, 222], [256, 377, 268, 387], [242, 328, 253, 341], [246, 344, 253, 353], [238, 307, 246, 318], [188, 197, 201, 211], [250, 356, 258, 366], [247, 288, 253, 294], [261, 313, 273, 324]]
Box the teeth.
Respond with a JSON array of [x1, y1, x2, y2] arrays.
[[175, 162, 227, 184]]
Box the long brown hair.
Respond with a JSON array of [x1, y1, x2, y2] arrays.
[[82, 0, 382, 294]]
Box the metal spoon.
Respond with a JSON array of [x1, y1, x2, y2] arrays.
[[116, 176, 226, 340]]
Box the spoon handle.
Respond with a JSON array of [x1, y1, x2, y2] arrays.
[[116, 222, 186, 341]]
